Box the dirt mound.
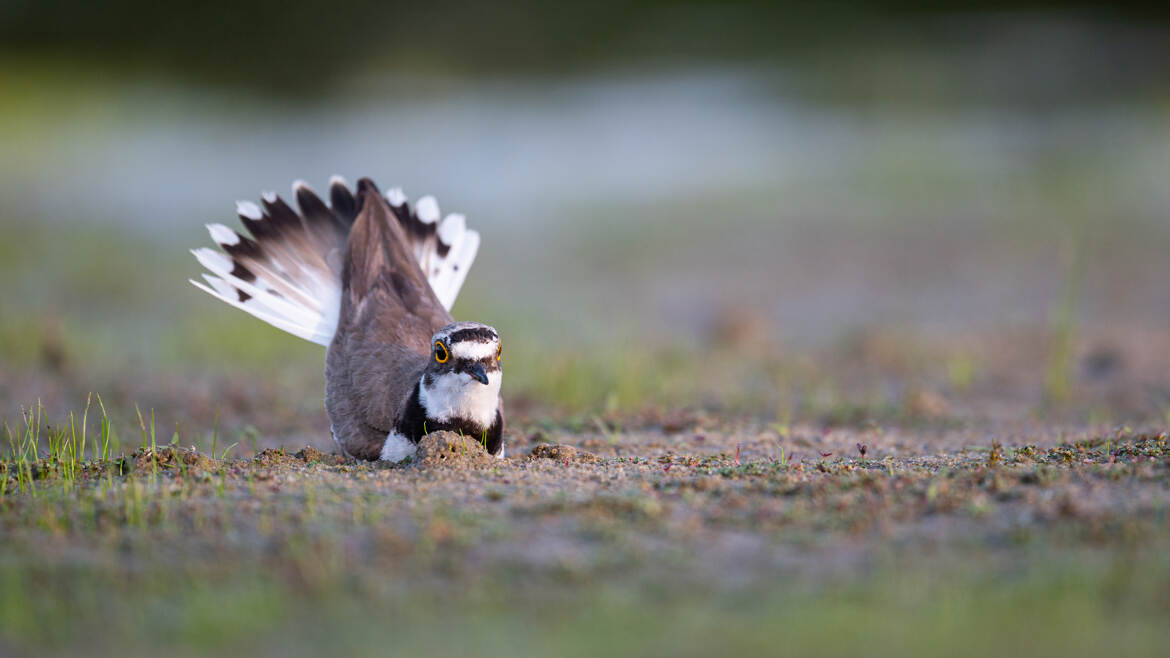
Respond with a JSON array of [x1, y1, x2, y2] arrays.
[[120, 447, 216, 476], [528, 443, 601, 464], [252, 448, 301, 468], [294, 446, 346, 465], [252, 446, 347, 468], [414, 431, 496, 468]]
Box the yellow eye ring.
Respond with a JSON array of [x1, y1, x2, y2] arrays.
[[434, 341, 449, 364]]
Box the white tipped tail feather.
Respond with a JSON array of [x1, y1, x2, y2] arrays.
[[384, 189, 480, 311], [190, 177, 480, 345]]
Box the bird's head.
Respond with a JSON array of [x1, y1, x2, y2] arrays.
[[419, 322, 502, 426]]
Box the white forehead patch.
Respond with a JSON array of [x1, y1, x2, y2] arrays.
[[450, 341, 498, 360]]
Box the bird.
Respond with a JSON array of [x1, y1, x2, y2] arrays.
[[189, 176, 504, 462]]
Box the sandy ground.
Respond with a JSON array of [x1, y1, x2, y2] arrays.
[[2, 207, 1169, 655]]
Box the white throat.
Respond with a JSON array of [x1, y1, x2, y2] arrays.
[[418, 370, 501, 428]]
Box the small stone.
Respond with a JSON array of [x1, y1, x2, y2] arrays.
[[528, 443, 601, 464]]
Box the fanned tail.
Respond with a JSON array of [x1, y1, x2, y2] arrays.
[[190, 176, 480, 346], [384, 189, 480, 311]]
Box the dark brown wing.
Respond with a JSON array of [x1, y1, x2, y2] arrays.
[[325, 178, 456, 458], [341, 178, 454, 351]]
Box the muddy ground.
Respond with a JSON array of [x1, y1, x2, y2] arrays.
[[3, 397, 1169, 656], [3, 274, 1170, 656], [2, 189, 1170, 655]]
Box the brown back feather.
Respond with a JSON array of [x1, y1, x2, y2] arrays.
[[326, 179, 457, 458], [341, 178, 454, 353]]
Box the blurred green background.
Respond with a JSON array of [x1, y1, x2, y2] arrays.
[[2, 0, 1169, 437], [3, 4, 1170, 656]]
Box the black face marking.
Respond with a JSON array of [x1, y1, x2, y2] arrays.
[[424, 352, 500, 378], [452, 358, 499, 379], [447, 327, 498, 344]]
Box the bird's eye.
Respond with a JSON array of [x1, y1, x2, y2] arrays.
[[434, 341, 449, 364], [497, 342, 502, 361]]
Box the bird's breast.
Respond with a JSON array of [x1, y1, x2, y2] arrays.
[[417, 370, 502, 430]]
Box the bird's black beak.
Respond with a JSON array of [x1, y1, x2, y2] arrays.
[[468, 363, 490, 385]]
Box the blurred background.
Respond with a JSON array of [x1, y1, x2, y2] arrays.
[[2, 0, 1169, 448]]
